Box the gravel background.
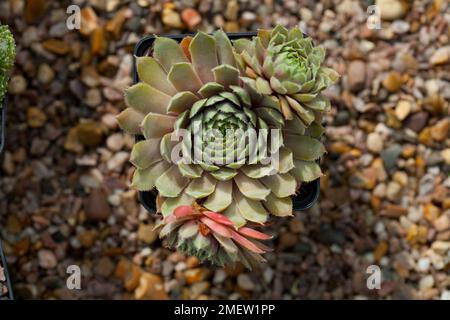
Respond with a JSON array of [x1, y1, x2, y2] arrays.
[[0, 0, 449, 300]]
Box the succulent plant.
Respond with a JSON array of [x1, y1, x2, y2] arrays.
[[0, 25, 16, 104], [155, 203, 272, 268], [233, 25, 339, 125], [118, 27, 337, 267]]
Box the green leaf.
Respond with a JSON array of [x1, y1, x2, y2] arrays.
[[161, 192, 195, 217], [291, 160, 322, 182], [234, 173, 271, 201], [261, 173, 296, 198], [167, 91, 199, 114], [185, 173, 216, 199], [189, 31, 218, 83], [141, 113, 176, 139], [136, 56, 176, 95], [233, 189, 268, 224], [153, 37, 188, 72], [213, 64, 240, 88], [130, 138, 163, 169], [125, 83, 171, 115], [116, 108, 144, 135], [284, 134, 326, 161], [263, 194, 293, 217], [204, 180, 232, 212], [131, 160, 170, 191], [155, 165, 189, 198], [168, 62, 203, 94]]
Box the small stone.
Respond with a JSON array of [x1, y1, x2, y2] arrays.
[[38, 249, 57, 269], [91, 27, 107, 56], [85, 89, 102, 107], [393, 171, 408, 186], [24, 0, 48, 24], [395, 100, 411, 121], [84, 188, 111, 221], [367, 132, 383, 153], [80, 7, 100, 36], [382, 71, 403, 93], [134, 273, 168, 300], [181, 8, 201, 29], [137, 224, 157, 244], [106, 133, 125, 152], [162, 8, 183, 29], [441, 290, 450, 300], [434, 214, 450, 232], [419, 275, 434, 290], [386, 181, 402, 201], [189, 281, 209, 299], [237, 274, 255, 291], [391, 20, 410, 34], [64, 127, 83, 153], [213, 269, 227, 284], [430, 46, 450, 66], [424, 203, 441, 222], [106, 151, 129, 171], [225, 0, 239, 21], [374, 241, 388, 262], [442, 149, 450, 165], [430, 119, 449, 142], [347, 60, 366, 92], [417, 257, 430, 273], [42, 39, 70, 55], [224, 21, 239, 33], [404, 112, 429, 133], [37, 64, 55, 84], [376, 0, 409, 21], [8, 75, 27, 94], [27, 107, 47, 128], [94, 257, 115, 278], [431, 241, 450, 255], [76, 121, 104, 147], [184, 268, 206, 284], [101, 113, 118, 130]]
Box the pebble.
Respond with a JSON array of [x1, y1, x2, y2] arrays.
[[434, 214, 450, 232], [391, 20, 410, 34], [376, 0, 408, 21], [106, 151, 129, 171], [367, 132, 383, 153], [395, 100, 411, 121], [225, 0, 239, 21], [419, 275, 434, 290], [84, 188, 111, 221], [37, 64, 55, 85], [38, 249, 57, 269], [86, 88, 102, 107], [347, 60, 366, 92], [386, 181, 402, 201], [404, 112, 428, 133], [430, 119, 449, 142], [441, 291, 450, 300], [181, 8, 201, 29], [8, 75, 27, 94], [27, 107, 47, 128], [137, 223, 157, 244], [430, 46, 450, 66], [106, 133, 125, 152], [162, 8, 183, 29], [382, 71, 403, 93], [417, 257, 430, 273], [237, 274, 255, 291]]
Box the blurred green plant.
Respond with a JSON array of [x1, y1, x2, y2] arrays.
[[0, 24, 16, 104]]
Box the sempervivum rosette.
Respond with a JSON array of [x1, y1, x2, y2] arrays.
[[233, 25, 339, 126], [118, 27, 336, 268], [156, 204, 272, 268]]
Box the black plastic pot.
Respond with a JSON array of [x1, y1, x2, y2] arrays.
[[133, 32, 320, 213], [0, 241, 14, 300], [0, 98, 6, 154]]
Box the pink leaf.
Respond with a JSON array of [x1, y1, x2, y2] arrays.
[[173, 205, 195, 218], [203, 211, 234, 226], [230, 230, 265, 254], [200, 217, 232, 238], [238, 227, 272, 240]]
